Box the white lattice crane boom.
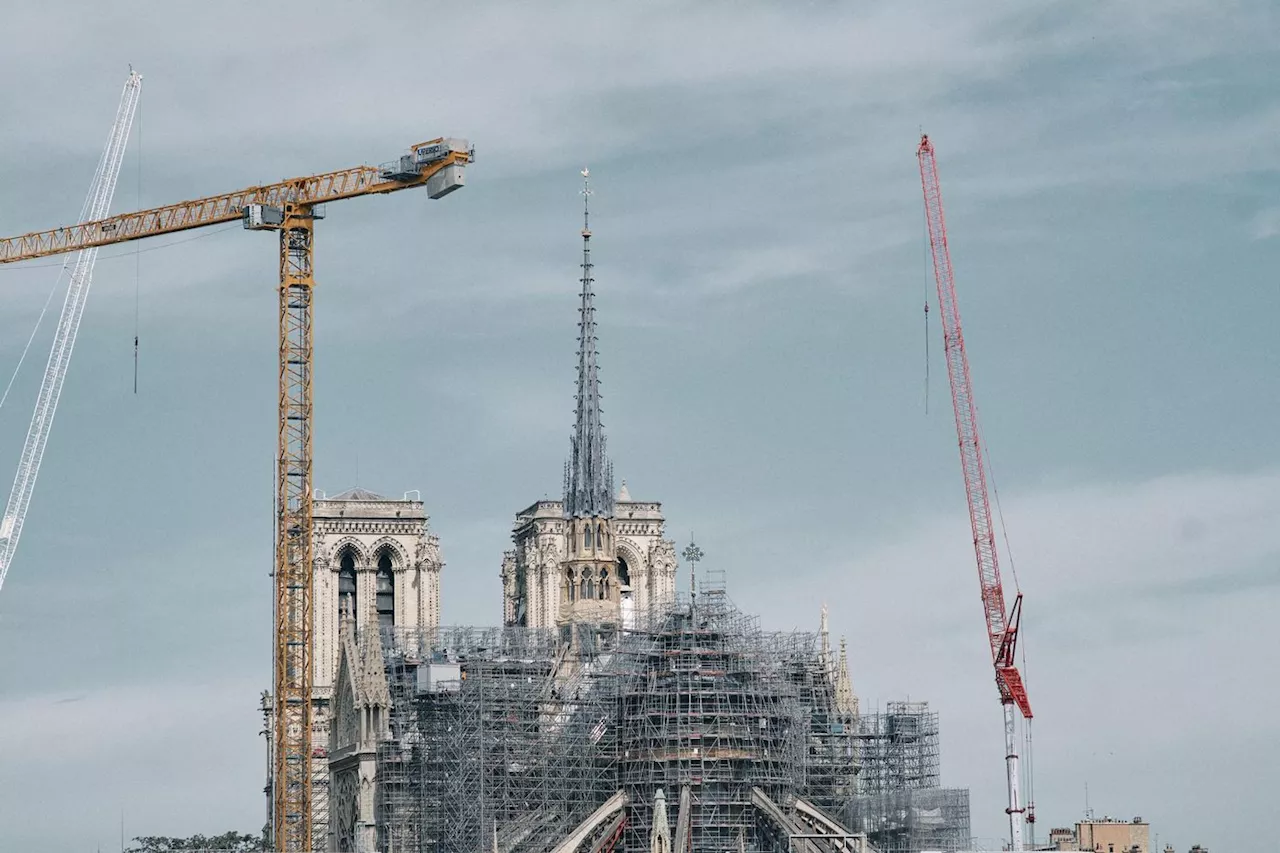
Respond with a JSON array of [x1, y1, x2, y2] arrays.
[[0, 70, 142, 594]]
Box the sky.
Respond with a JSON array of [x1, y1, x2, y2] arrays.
[[0, 1, 1276, 851]]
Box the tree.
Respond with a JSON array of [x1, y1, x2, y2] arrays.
[[124, 830, 268, 852]]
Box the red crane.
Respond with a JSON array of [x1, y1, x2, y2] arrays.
[[917, 134, 1034, 851]]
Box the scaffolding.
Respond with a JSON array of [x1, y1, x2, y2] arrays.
[[612, 585, 812, 853], [371, 625, 615, 853], [855, 702, 939, 794], [352, 592, 963, 853], [785, 632, 858, 816], [843, 788, 971, 853], [846, 702, 969, 853]]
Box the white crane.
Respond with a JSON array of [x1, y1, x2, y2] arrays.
[[0, 70, 142, 594]]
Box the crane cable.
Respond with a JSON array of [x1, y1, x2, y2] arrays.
[[921, 186, 931, 415], [134, 91, 141, 394], [984, 442, 1021, 592], [0, 270, 68, 412], [1022, 628, 1036, 845]]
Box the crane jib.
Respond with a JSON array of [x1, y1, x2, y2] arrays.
[[918, 133, 1033, 851], [0, 145, 471, 265]]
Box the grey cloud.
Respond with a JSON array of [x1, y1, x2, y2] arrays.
[[0, 2, 1277, 852]]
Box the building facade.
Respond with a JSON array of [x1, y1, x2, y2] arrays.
[[1074, 818, 1150, 853], [310, 487, 443, 845], [501, 490, 677, 629], [311, 487, 443, 697], [262, 487, 444, 848]]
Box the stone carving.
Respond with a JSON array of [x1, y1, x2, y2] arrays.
[[333, 632, 359, 752], [332, 767, 359, 853], [368, 535, 410, 568], [503, 495, 677, 628], [415, 531, 442, 572]]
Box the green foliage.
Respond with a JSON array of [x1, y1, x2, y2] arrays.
[[124, 830, 268, 852]]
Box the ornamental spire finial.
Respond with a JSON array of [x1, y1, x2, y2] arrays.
[[564, 168, 613, 519]]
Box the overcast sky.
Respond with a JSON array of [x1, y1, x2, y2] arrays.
[[0, 2, 1276, 851]]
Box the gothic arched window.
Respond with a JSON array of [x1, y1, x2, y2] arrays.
[[566, 568, 577, 603], [599, 566, 609, 600], [597, 523, 605, 551], [338, 550, 357, 620], [584, 524, 594, 550], [617, 555, 631, 587], [376, 549, 395, 628]]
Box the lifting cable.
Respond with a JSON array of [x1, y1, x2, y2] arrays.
[[0, 270, 67, 413], [133, 91, 142, 394], [921, 186, 931, 415], [983, 441, 1021, 593]]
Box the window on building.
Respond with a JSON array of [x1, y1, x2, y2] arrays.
[[375, 550, 395, 627], [338, 550, 357, 619], [617, 555, 631, 587], [584, 524, 594, 549], [597, 523, 605, 551], [599, 566, 609, 600], [566, 568, 576, 602]]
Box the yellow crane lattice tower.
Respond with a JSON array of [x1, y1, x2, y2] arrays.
[[0, 136, 474, 852]]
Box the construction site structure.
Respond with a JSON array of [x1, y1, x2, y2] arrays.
[[309, 172, 970, 852], [324, 569, 971, 853], [0, 70, 141, 596], [917, 134, 1035, 851], [845, 703, 970, 853], [0, 124, 474, 852]]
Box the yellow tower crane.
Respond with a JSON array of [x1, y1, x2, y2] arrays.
[[0, 136, 474, 852]]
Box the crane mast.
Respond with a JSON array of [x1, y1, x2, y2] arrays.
[[0, 70, 142, 595], [917, 134, 1033, 851], [0, 131, 472, 852]]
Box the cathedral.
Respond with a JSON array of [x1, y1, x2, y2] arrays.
[[261, 175, 969, 853], [277, 171, 680, 845]]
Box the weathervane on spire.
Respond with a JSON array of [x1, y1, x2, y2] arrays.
[[682, 536, 704, 605]]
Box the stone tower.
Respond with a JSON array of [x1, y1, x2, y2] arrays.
[[309, 487, 442, 845], [312, 487, 442, 696], [501, 171, 677, 630]]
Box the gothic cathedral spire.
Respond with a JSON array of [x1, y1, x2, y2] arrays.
[[564, 168, 614, 519]]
